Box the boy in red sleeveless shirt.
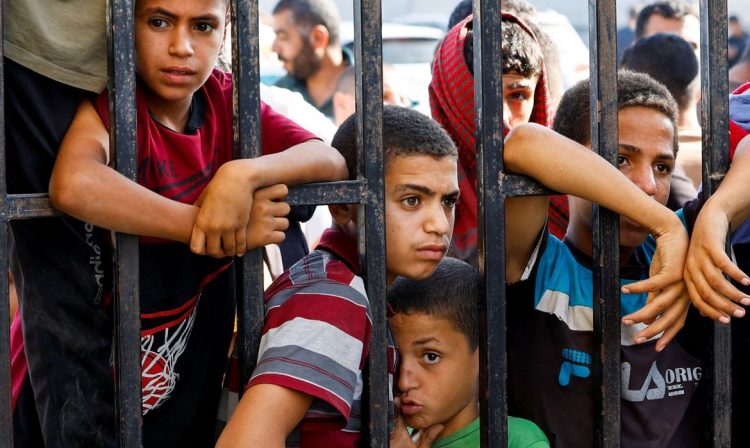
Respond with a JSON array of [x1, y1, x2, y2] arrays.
[[47, 0, 347, 445]]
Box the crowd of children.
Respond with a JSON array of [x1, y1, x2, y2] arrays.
[[6, 0, 750, 447]]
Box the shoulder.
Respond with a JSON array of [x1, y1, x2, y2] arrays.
[[201, 68, 232, 104], [264, 250, 369, 314], [508, 416, 550, 448], [274, 75, 300, 91]]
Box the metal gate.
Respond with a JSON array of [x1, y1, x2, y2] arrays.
[[0, 0, 733, 446]]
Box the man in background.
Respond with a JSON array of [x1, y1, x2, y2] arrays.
[[272, 0, 351, 118]]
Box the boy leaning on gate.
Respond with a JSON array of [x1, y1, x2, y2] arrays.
[[47, 0, 347, 445], [217, 105, 461, 447]]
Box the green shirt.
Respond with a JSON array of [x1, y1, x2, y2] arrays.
[[431, 417, 550, 448]]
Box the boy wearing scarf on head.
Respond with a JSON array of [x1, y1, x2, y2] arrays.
[[429, 13, 569, 263]]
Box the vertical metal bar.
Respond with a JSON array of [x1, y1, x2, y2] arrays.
[[473, 0, 507, 446], [0, 0, 12, 444], [352, 0, 386, 443], [230, 0, 265, 391], [588, 1, 621, 447], [699, 1, 731, 446], [106, 0, 142, 445]]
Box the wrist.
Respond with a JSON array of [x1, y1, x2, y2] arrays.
[[223, 159, 261, 190], [650, 210, 685, 240]]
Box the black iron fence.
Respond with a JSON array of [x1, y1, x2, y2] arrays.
[[0, 0, 732, 446]]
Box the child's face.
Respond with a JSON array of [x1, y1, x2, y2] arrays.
[[134, 0, 226, 106], [385, 155, 459, 284], [571, 106, 675, 247], [391, 312, 479, 438], [502, 72, 539, 128]]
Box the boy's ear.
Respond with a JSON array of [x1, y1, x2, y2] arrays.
[[329, 204, 357, 226]]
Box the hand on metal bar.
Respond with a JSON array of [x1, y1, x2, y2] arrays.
[[685, 205, 750, 323], [621, 216, 690, 351], [191, 175, 290, 258], [684, 139, 750, 323]]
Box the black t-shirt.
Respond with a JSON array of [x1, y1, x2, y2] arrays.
[[506, 225, 706, 448]]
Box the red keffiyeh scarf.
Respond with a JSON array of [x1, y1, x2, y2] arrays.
[[429, 12, 567, 262]]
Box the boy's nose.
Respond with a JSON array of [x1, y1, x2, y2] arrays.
[[630, 165, 658, 197], [169, 30, 194, 57], [424, 204, 451, 236], [397, 363, 418, 392]]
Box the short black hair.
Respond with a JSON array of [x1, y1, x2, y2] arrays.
[[447, 0, 472, 31], [621, 33, 699, 112], [388, 257, 479, 350], [331, 105, 457, 179], [552, 70, 679, 154], [463, 18, 543, 79], [273, 0, 341, 46], [635, 1, 698, 39]]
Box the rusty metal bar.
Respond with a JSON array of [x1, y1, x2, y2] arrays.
[[474, 0, 506, 445], [352, 0, 386, 442], [230, 0, 266, 393], [699, 0, 731, 446], [588, 1, 621, 447], [106, 0, 141, 445], [0, 0, 12, 444]]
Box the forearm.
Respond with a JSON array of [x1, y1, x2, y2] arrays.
[[216, 383, 312, 448], [703, 138, 750, 230], [50, 161, 197, 243], [226, 140, 348, 190], [504, 123, 681, 236]]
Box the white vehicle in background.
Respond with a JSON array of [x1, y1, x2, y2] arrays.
[[259, 20, 444, 114], [535, 9, 590, 89], [339, 21, 444, 114]]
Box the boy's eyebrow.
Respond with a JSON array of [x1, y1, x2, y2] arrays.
[[506, 80, 533, 90], [393, 184, 461, 198], [394, 184, 434, 195], [140, 7, 221, 22], [413, 336, 439, 346], [620, 144, 675, 161]]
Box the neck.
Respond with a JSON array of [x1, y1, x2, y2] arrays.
[[678, 106, 700, 131], [565, 224, 636, 266], [437, 401, 479, 441], [144, 91, 192, 133], [305, 48, 346, 107]]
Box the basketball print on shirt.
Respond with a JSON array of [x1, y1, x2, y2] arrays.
[[140, 294, 201, 414]]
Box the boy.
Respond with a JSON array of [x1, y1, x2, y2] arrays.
[[388, 257, 550, 448], [48, 0, 347, 445], [430, 12, 569, 260], [216, 105, 461, 447], [502, 70, 698, 447]]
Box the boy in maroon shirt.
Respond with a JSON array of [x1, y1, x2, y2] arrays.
[[46, 0, 347, 445]]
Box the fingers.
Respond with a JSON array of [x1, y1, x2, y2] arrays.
[[685, 266, 742, 323], [655, 307, 688, 352], [635, 290, 689, 349], [190, 228, 206, 255], [696, 262, 750, 307], [235, 228, 247, 257], [622, 286, 679, 326], [622, 271, 679, 295], [708, 247, 750, 286], [221, 231, 236, 258], [255, 183, 289, 201], [206, 234, 224, 259]]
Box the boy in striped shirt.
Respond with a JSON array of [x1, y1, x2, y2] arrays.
[[217, 105, 461, 447]]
